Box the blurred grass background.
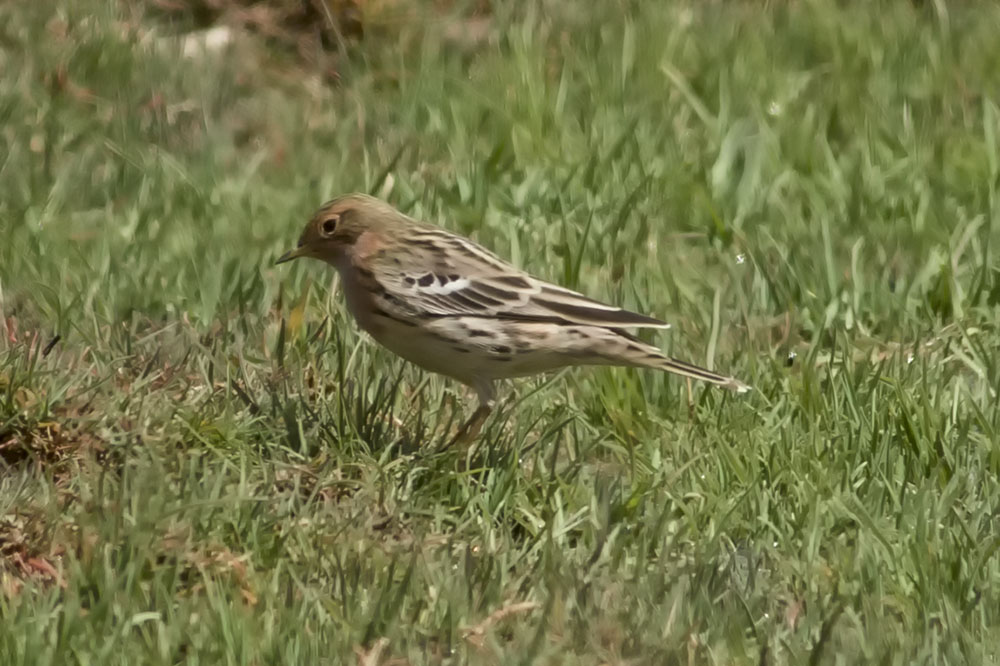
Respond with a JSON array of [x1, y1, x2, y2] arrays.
[[2, 0, 1000, 663]]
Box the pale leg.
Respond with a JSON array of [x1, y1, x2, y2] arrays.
[[449, 379, 495, 447]]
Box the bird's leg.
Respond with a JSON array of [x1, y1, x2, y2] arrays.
[[448, 380, 495, 447], [449, 403, 492, 447]]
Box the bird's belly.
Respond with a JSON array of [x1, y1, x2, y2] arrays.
[[338, 280, 470, 379], [354, 312, 574, 383], [366, 317, 476, 379], [399, 318, 609, 381]]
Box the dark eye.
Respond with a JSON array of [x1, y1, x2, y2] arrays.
[[321, 216, 338, 236]]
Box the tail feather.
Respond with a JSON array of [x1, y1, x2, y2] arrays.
[[616, 333, 750, 393], [654, 356, 751, 393], [559, 325, 751, 393]]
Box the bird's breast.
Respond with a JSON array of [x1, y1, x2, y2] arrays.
[[336, 262, 383, 335]]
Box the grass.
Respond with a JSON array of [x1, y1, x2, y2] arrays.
[[2, 0, 1000, 662]]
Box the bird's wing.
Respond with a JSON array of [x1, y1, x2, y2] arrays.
[[370, 227, 670, 329]]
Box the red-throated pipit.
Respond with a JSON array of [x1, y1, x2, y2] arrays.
[[277, 194, 749, 441]]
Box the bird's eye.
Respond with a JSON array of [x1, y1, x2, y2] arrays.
[[320, 216, 338, 236]]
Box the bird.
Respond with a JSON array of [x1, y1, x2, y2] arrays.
[[276, 193, 750, 443]]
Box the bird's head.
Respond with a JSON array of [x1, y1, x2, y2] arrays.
[[275, 193, 403, 266]]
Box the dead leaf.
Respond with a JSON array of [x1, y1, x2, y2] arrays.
[[354, 637, 389, 666], [21, 556, 66, 589], [461, 600, 539, 647]]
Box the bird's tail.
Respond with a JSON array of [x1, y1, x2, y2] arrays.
[[612, 332, 750, 393], [648, 354, 750, 393], [562, 325, 751, 393]]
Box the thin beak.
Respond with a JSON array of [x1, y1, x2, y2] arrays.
[[275, 246, 307, 265]]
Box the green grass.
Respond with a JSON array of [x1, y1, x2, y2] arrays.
[[2, 0, 1000, 662]]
